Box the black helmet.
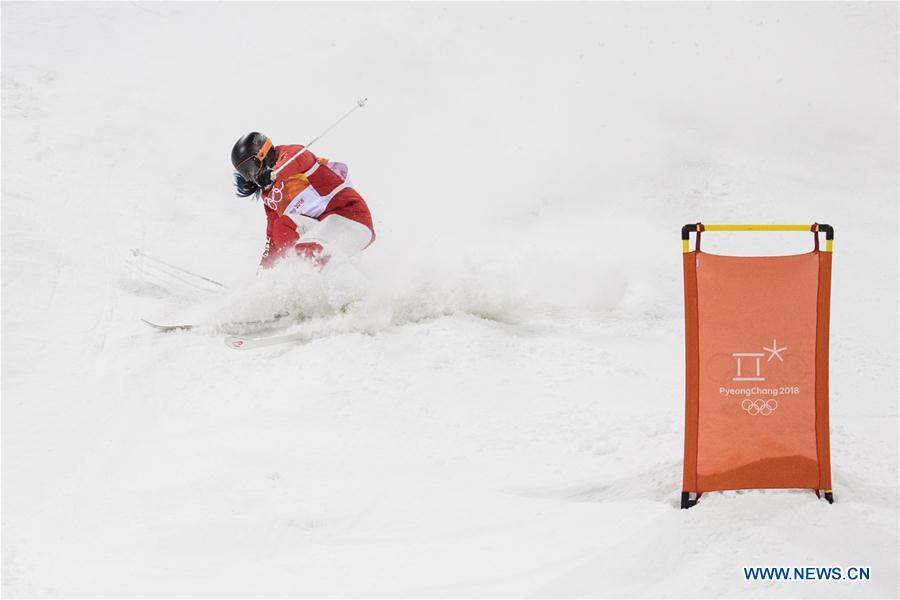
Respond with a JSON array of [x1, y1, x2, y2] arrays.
[[231, 132, 277, 186]]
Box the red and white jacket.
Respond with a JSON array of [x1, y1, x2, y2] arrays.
[[259, 144, 374, 268]]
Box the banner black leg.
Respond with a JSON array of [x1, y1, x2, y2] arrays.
[[824, 490, 834, 504], [681, 491, 699, 509]]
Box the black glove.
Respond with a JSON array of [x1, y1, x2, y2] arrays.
[[255, 167, 274, 189]]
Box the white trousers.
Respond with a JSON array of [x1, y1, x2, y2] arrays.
[[289, 214, 374, 258]]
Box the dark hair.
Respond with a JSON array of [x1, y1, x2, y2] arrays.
[[233, 171, 260, 198]]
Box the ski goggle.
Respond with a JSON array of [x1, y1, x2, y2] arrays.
[[235, 137, 273, 183]]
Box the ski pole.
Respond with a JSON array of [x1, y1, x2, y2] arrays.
[[131, 249, 227, 288], [272, 98, 368, 178]]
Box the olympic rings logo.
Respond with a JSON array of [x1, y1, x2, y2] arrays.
[[263, 181, 285, 211], [741, 399, 778, 416]]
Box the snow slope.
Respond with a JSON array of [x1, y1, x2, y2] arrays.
[[2, 2, 898, 597]]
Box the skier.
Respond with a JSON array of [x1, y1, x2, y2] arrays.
[[231, 132, 375, 269]]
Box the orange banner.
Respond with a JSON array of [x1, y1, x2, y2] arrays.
[[681, 225, 833, 508]]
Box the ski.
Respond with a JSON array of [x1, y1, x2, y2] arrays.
[[142, 313, 291, 334], [141, 318, 196, 332], [224, 331, 310, 350]]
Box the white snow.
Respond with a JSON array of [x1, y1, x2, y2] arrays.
[[2, 2, 898, 597]]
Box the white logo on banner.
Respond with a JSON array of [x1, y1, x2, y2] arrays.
[[741, 398, 778, 416], [719, 339, 795, 417], [731, 339, 787, 381]]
